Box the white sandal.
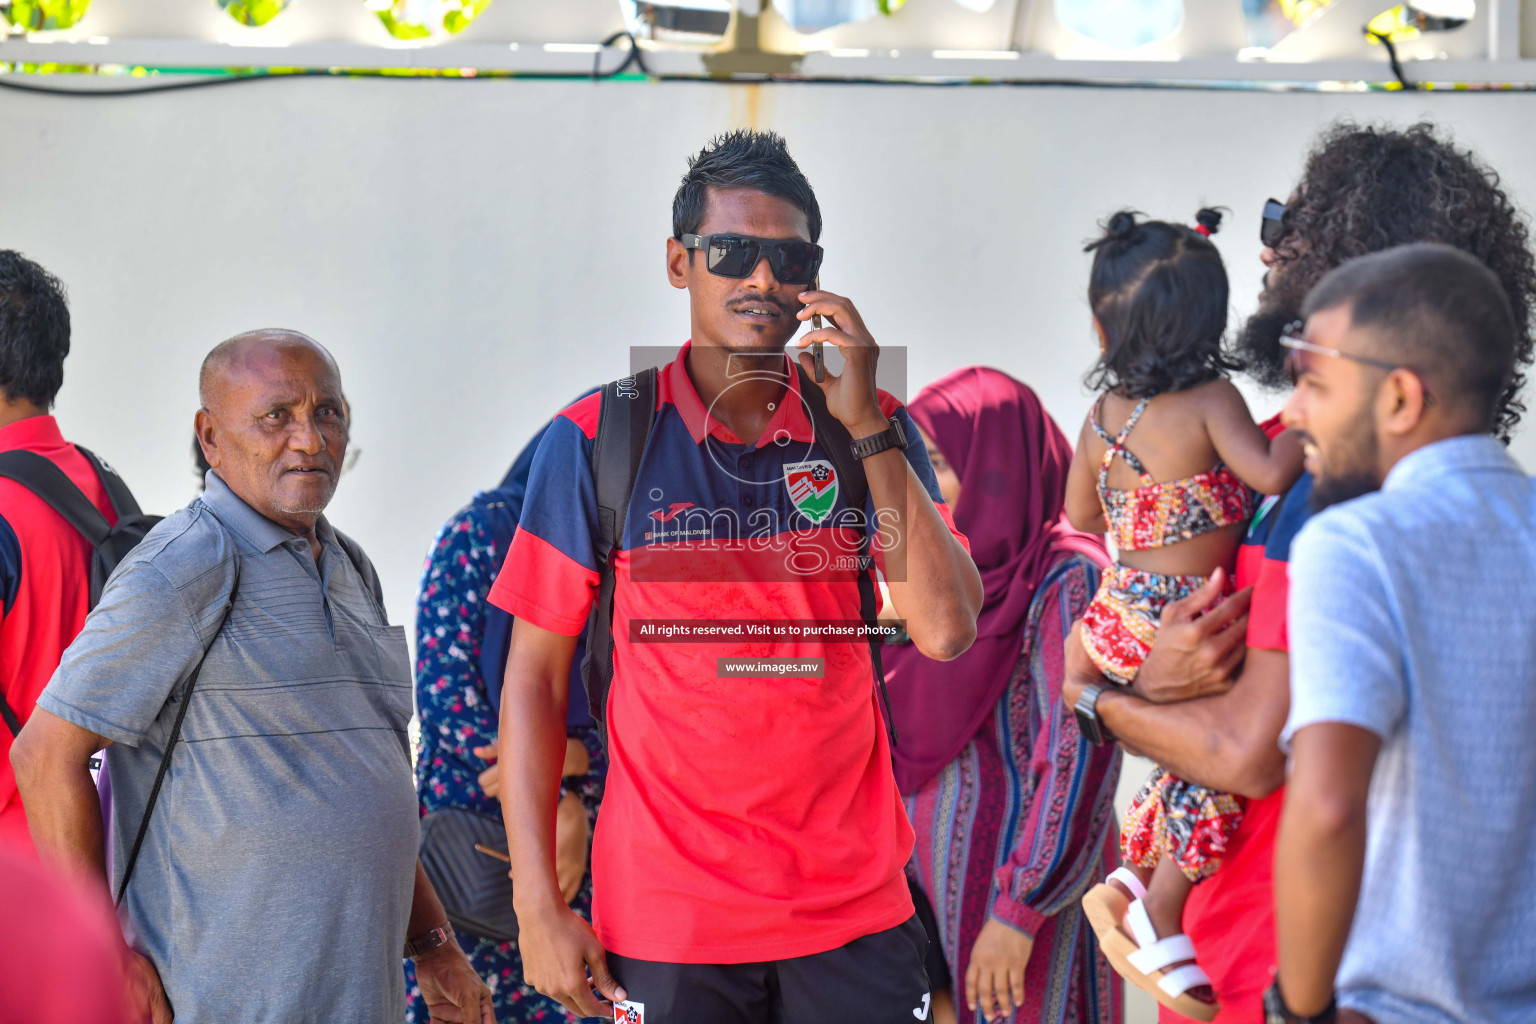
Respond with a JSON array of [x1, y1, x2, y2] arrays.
[[1081, 872, 1219, 1023], [1106, 866, 1146, 900]]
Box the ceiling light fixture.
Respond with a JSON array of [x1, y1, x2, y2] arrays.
[[932, 49, 1019, 59]]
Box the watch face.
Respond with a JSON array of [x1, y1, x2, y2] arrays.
[[1073, 702, 1103, 746]]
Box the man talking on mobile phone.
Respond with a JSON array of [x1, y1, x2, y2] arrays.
[[490, 130, 983, 1023]]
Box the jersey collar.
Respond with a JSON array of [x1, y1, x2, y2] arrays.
[[666, 340, 816, 448], [0, 414, 66, 453]]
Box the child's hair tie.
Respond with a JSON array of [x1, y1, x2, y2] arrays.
[[1192, 207, 1223, 238]]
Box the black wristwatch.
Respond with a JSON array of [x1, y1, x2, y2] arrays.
[[1264, 981, 1337, 1024], [1072, 682, 1114, 746], [849, 416, 908, 460]]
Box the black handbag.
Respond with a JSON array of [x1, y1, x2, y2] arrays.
[[418, 808, 518, 943]]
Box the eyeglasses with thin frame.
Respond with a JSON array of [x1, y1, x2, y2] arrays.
[[680, 233, 824, 286], [1261, 198, 1287, 249], [1280, 322, 1434, 404]]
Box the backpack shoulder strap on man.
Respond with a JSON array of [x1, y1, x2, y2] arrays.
[[0, 446, 159, 611], [0, 450, 114, 548], [75, 447, 145, 520], [116, 555, 241, 906], [581, 367, 659, 741], [0, 449, 139, 737], [792, 363, 897, 746]]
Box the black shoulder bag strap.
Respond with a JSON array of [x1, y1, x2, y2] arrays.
[[792, 364, 898, 746], [586, 367, 659, 742], [0, 450, 116, 738], [115, 557, 241, 906], [75, 447, 145, 520], [0, 449, 114, 547]]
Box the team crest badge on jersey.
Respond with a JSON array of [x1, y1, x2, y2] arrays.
[[614, 1000, 645, 1023], [784, 460, 838, 524]]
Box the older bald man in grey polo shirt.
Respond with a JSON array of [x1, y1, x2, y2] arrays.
[[12, 331, 494, 1024]]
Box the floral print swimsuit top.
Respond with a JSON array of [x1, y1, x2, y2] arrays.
[[1093, 394, 1254, 553]]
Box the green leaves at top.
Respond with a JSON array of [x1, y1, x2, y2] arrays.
[[2, 0, 93, 31], [369, 0, 494, 41], [216, 0, 294, 28]]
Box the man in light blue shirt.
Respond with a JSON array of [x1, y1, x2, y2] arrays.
[[1272, 243, 1536, 1024]]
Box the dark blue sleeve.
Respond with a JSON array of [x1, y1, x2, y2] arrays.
[[893, 405, 947, 507], [1265, 472, 1316, 564], [0, 512, 19, 618]]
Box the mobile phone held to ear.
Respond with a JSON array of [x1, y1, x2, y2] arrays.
[[811, 276, 825, 382]]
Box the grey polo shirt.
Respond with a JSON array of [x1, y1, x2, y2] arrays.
[[39, 471, 418, 1024]]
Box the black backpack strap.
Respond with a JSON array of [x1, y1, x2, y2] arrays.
[[0, 450, 122, 737], [0, 450, 113, 547], [792, 364, 897, 746], [0, 693, 20, 738], [116, 557, 240, 906], [594, 367, 660, 565], [0, 512, 16, 735], [75, 447, 144, 520], [583, 367, 659, 736]]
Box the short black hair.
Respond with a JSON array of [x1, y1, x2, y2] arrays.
[[1083, 208, 1236, 399], [0, 251, 71, 409], [672, 130, 822, 243], [1303, 243, 1518, 432]]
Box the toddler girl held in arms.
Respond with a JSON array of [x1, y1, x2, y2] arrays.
[[1066, 210, 1303, 1021]]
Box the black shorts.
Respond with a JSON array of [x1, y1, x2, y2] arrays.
[[606, 915, 933, 1024], [907, 874, 952, 993]]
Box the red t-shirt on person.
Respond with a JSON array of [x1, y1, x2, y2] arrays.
[[487, 343, 968, 964], [0, 845, 134, 1021], [0, 416, 117, 855], [1159, 438, 1314, 1023]]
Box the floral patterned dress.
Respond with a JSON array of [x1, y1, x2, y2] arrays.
[[903, 554, 1124, 1024], [403, 503, 605, 1024]]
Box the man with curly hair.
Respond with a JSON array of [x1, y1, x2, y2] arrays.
[[1238, 122, 1536, 442], [1063, 121, 1536, 1023]]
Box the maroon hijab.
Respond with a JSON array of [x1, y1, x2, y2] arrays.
[[886, 367, 1106, 795]]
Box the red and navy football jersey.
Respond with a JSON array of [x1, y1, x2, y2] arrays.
[[1179, 420, 1314, 1023], [1234, 469, 1313, 653], [488, 341, 967, 964]]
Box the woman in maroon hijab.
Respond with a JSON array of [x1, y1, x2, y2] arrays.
[[887, 367, 1122, 1024]]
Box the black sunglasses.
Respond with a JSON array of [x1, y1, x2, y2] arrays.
[[680, 233, 824, 286], [1261, 198, 1287, 249]]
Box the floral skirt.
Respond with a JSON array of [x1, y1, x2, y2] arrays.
[[1081, 562, 1245, 882], [1121, 769, 1246, 882], [1080, 563, 1209, 685]]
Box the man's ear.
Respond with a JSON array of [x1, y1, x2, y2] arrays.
[[1379, 368, 1431, 438], [666, 237, 691, 291], [194, 408, 221, 469]]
